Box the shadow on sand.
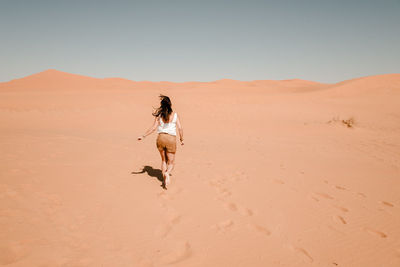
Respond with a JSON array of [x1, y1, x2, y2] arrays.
[[131, 165, 167, 189]]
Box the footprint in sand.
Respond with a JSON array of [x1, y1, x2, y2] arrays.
[[363, 227, 387, 238], [315, 192, 335, 200], [272, 179, 285, 185], [380, 201, 394, 207], [357, 192, 366, 198], [333, 205, 349, 212], [157, 186, 183, 201], [154, 224, 173, 238], [239, 207, 253, 217], [232, 171, 248, 182], [208, 180, 227, 193], [213, 220, 234, 232], [169, 186, 183, 194], [309, 195, 320, 202], [161, 241, 191, 264], [334, 185, 347, 191], [224, 202, 238, 212], [154, 210, 181, 238], [333, 215, 347, 225], [217, 187, 232, 198], [291, 246, 314, 263], [157, 191, 172, 201], [223, 201, 253, 217], [210, 178, 226, 187], [208, 180, 220, 187], [166, 209, 181, 224], [248, 223, 271, 236]]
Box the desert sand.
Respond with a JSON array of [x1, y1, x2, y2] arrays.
[[0, 69, 399, 266]]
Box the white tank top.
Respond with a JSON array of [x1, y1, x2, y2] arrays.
[[157, 112, 177, 136]]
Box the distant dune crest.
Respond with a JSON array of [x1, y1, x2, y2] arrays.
[[0, 69, 399, 93]]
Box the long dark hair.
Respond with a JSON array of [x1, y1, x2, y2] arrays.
[[152, 94, 173, 122]]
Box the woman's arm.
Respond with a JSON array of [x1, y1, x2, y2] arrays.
[[138, 116, 159, 140], [176, 114, 184, 145]]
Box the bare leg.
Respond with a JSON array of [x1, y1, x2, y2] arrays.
[[158, 149, 167, 184], [165, 152, 175, 185]]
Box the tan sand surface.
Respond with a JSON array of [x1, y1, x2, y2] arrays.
[[0, 69, 399, 266]]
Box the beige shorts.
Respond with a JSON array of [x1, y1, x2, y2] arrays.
[[156, 133, 177, 153]]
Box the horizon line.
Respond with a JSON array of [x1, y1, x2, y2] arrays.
[[2, 68, 400, 85]]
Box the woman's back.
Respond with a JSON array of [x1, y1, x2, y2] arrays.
[[157, 112, 177, 136]]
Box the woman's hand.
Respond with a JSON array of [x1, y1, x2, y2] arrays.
[[180, 139, 184, 146], [139, 117, 158, 141]]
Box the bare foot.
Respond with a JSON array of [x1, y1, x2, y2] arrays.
[[165, 172, 171, 186], [162, 173, 167, 189]]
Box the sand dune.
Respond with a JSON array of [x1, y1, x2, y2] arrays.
[[0, 70, 399, 266], [315, 74, 400, 97], [0, 69, 328, 91]]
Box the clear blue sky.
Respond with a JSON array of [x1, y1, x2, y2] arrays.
[[1, 0, 399, 83]]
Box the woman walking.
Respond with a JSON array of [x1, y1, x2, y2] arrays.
[[138, 95, 184, 188]]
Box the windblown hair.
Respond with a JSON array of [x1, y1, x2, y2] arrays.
[[152, 94, 173, 122]]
